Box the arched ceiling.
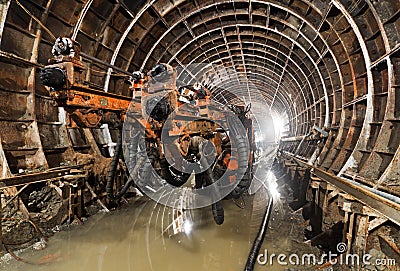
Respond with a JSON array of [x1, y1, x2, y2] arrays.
[[0, 0, 400, 188]]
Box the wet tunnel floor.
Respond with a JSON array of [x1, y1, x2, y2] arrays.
[[1, 188, 320, 271]]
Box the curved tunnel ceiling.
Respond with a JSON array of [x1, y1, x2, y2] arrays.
[[0, 0, 400, 191]]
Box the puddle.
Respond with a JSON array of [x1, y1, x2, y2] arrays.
[[1, 170, 319, 271]]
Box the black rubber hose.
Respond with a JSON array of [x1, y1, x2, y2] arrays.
[[244, 192, 273, 271], [211, 201, 224, 225], [159, 158, 191, 187], [203, 166, 224, 225], [230, 138, 251, 199], [225, 115, 251, 199], [108, 156, 148, 201], [106, 130, 123, 200], [106, 129, 144, 201]]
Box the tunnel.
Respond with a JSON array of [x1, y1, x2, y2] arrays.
[[0, 0, 400, 270]]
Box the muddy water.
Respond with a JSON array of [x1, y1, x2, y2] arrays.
[[1, 186, 318, 271]]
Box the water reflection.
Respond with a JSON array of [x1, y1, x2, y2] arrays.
[[1, 153, 317, 271], [2, 197, 260, 271]]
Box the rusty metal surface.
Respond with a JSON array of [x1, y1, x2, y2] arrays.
[[0, 167, 74, 188], [283, 152, 400, 227]]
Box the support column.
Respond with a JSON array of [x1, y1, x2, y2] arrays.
[[0, 0, 11, 47], [339, 197, 388, 257]]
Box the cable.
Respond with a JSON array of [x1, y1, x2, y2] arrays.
[[1, 217, 48, 265], [106, 129, 124, 201], [243, 190, 274, 271], [106, 129, 145, 201], [14, 0, 56, 41], [1, 217, 47, 245], [2, 241, 47, 265]]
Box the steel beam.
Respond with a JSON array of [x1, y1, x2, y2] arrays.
[[0, 165, 87, 188], [283, 152, 400, 227]]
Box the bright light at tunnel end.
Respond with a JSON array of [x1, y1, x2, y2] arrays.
[[271, 112, 288, 140]]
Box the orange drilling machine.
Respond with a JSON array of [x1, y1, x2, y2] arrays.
[[40, 37, 255, 224]]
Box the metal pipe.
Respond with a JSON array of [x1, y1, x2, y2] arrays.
[[293, 131, 312, 157], [80, 52, 133, 77], [343, 178, 400, 205]]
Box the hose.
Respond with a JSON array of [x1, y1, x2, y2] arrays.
[[244, 191, 273, 271], [106, 129, 143, 201], [1, 217, 47, 245], [159, 158, 191, 187], [203, 164, 224, 225], [227, 116, 251, 199], [211, 201, 224, 225], [107, 155, 147, 201], [0, 217, 48, 265], [191, 139, 225, 225], [106, 129, 123, 200]]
